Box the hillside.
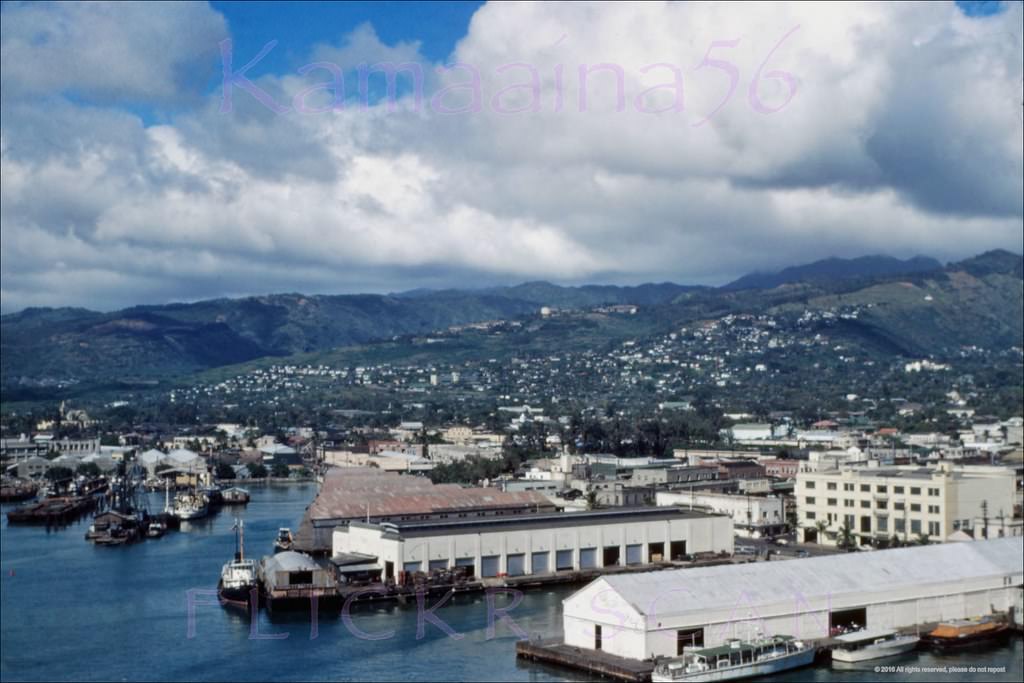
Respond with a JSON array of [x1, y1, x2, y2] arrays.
[[723, 255, 943, 291]]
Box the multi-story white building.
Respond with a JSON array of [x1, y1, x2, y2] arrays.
[[656, 490, 786, 538], [797, 463, 1017, 546]]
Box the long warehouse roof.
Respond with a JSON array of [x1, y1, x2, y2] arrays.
[[569, 536, 1023, 618]]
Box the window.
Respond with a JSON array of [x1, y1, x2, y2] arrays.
[[928, 505, 940, 514], [910, 487, 921, 495], [805, 481, 816, 489], [806, 497, 816, 505], [827, 498, 837, 506], [894, 486, 904, 494], [910, 503, 921, 512], [911, 520, 922, 534], [928, 521, 940, 536], [844, 483, 854, 492], [806, 511, 816, 520], [876, 500, 887, 509], [860, 484, 870, 492], [928, 488, 940, 497], [894, 502, 905, 511], [876, 485, 887, 493], [827, 482, 837, 491], [877, 516, 888, 532], [895, 518, 906, 533], [844, 499, 854, 508], [860, 500, 870, 509]]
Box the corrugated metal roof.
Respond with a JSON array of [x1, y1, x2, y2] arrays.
[[262, 551, 319, 573], [578, 537, 1023, 618], [307, 467, 553, 521]]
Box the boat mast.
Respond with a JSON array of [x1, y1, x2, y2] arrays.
[[239, 519, 245, 561]]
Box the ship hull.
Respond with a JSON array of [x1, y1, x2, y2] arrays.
[[652, 647, 815, 682], [832, 636, 919, 663], [923, 626, 1009, 652]]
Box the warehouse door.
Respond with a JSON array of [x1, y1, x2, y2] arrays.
[[625, 544, 643, 566], [603, 546, 621, 567], [670, 540, 687, 561], [428, 559, 448, 572], [579, 547, 598, 569], [454, 557, 475, 578], [531, 551, 549, 574], [403, 561, 422, 575], [555, 549, 574, 571], [648, 542, 665, 562], [830, 607, 867, 631], [506, 553, 526, 576], [480, 555, 500, 578]]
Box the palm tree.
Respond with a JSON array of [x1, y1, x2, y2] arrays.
[[837, 524, 855, 552], [915, 533, 931, 546]]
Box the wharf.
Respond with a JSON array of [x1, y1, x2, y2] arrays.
[[6, 495, 98, 524], [516, 638, 654, 683]]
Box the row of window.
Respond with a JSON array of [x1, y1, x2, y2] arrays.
[[805, 481, 941, 497], [805, 512, 942, 537], [805, 496, 941, 514]]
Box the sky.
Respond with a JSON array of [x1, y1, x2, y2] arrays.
[[1, 0, 1022, 313]]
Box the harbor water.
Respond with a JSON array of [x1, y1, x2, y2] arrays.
[[2, 484, 1021, 682]]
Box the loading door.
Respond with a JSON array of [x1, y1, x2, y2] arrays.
[[506, 553, 526, 576], [480, 555, 500, 578], [531, 551, 549, 574], [579, 547, 598, 569]]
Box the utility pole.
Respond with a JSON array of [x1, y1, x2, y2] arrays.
[[981, 500, 989, 540]]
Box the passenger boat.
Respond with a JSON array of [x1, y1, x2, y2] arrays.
[[218, 520, 258, 607], [652, 635, 815, 682], [273, 527, 294, 553], [922, 616, 1009, 651], [831, 628, 919, 662], [172, 489, 209, 521]]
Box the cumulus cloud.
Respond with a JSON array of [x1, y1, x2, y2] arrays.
[[1, 1, 1022, 312]]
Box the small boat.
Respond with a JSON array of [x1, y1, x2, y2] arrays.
[[273, 527, 294, 553], [922, 616, 1009, 651], [172, 489, 210, 521], [219, 520, 258, 607], [146, 521, 167, 538], [221, 487, 250, 505], [652, 635, 815, 682], [831, 628, 919, 662]]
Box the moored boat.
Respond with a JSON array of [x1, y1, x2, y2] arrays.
[[172, 489, 209, 521], [273, 527, 294, 553], [219, 520, 258, 607], [221, 487, 250, 505], [922, 616, 1009, 651], [652, 635, 815, 682], [831, 628, 919, 663]]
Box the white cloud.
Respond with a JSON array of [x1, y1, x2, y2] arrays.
[[1, 1, 1022, 312]]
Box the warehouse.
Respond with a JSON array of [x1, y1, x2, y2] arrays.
[[562, 536, 1023, 661], [331, 507, 733, 583]]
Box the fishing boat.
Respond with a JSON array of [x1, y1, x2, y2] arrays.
[[146, 520, 167, 538], [831, 628, 919, 663], [652, 635, 815, 682], [172, 489, 209, 521], [218, 520, 258, 607], [273, 527, 294, 553], [922, 616, 1009, 651]]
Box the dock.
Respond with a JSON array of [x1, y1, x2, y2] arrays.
[[6, 495, 98, 524], [516, 638, 654, 683]]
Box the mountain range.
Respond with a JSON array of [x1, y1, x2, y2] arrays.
[[2, 250, 1021, 396]]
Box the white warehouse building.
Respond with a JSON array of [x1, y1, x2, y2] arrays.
[[562, 536, 1023, 662], [655, 490, 786, 538], [332, 508, 734, 582]]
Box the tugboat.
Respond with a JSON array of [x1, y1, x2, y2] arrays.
[[218, 520, 258, 608], [273, 527, 294, 553], [652, 635, 815, 682], [922, 616, 1009, 651]]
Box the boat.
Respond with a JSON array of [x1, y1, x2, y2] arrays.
[[652, 635, 815, 682], [172, 489, 210, 521], [831, 628, 919, 662], [146, 520, 167, 538], [221, 487, 250, 505], [273, 527, 294, 553], [921, 616, 1009, 651], [218, 520, 258, 607]]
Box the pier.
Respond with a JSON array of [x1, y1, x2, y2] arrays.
[[516, 638, 654, 683]]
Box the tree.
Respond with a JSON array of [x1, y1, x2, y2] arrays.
[[915, 533, 931, 546], [248, 463, 268, 478], [814, 519, 829, 543], [215, 463, 236, 480], [586, 490, 599, 511], [45, 466, 75, 482], [271, 463, 291, 478], [836, 523, 856, 552], [76, 462, 102, 478]]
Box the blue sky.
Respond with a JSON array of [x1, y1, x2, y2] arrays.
[[0, 1, 1022, 312]]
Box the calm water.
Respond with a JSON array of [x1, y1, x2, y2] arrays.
[[2, 485, 1021, 682]]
